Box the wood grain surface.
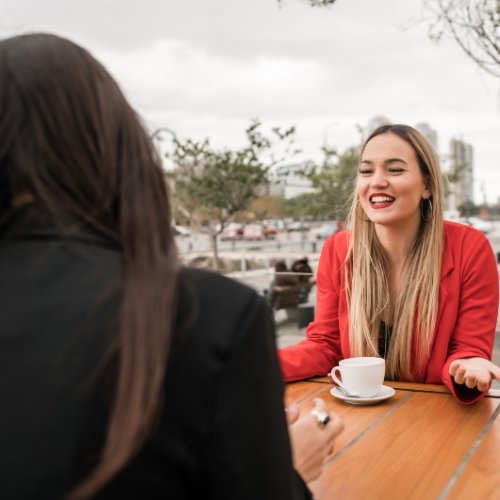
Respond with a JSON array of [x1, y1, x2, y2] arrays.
[[284, 381, 500, 499]]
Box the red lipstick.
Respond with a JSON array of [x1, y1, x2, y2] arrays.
[[369, 192, 395, 209]]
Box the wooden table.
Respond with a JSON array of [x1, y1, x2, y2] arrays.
[[285, 379, 500, 499]]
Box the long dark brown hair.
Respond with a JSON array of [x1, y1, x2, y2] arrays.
[[0, 33, 179, 497]]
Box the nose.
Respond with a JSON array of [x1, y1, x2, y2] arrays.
[[371, 169, 389, 187]]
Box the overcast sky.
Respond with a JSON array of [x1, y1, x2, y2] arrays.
[[3, 0, 500, 203]]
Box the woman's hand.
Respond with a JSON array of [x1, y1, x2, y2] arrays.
[[286, 398, 344, 483], [449, 357, 500, 392]]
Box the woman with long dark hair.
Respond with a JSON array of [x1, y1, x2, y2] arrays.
[[0, 33, 343, 499]]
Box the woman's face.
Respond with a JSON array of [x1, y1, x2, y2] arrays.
[[357, 132, 430, 230]]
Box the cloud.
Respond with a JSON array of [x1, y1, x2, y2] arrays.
[[2, 0, 499, 202]]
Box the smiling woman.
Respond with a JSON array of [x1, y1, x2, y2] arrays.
[[279, 123, 500, 404]]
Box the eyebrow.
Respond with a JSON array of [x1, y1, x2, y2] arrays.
[[360, 158, 408, 165]]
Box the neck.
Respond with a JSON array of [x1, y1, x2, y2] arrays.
[[374, 218, 420, 267]]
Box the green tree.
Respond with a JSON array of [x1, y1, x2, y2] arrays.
[[283, 192, 322, 219], [167, 121, 297, 271], [300, 145, 359, 220], [247, 194, 287, 221]]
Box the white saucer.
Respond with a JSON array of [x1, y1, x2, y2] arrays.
[[330, 385, 396, 405]]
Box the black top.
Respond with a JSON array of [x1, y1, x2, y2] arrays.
[[0, 207, 310, 500], [379, 322, 393, 359]]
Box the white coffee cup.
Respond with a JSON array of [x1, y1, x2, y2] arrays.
[[330, 357, 385, 398]]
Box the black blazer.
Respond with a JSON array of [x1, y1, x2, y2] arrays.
[[0, 208, 310, 499]]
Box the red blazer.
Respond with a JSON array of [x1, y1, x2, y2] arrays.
[[279, 221, 499, 403]]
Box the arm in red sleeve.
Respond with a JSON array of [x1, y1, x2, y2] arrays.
[[441, 229, 499, 403]]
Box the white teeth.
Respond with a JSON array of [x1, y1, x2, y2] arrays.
[[371, 196, 394, 203]]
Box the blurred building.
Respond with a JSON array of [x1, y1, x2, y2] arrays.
[[449, 138, 474, 211], [363, 115, 391, 140], [269, 161, 317, 199], [364, 118, 439, 151], [415, 122, 438, 150]]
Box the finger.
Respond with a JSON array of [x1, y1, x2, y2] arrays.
[[322, 420, 343, 457], [309, 398, 330, 425], [449, 360, 460, 377], [285, 405, 300, 425], [307, 466, 324, 483], [327, 413, 344, 437], [312, 397, 327, 413], [453, 366, 467, 385], [477, 370, 493, 392], [449, 360, 465, 379], [320, 415, 344, 454], [477, 378, 490, 392], [318, 434, 337, 459], [464, 374, 478, 389]]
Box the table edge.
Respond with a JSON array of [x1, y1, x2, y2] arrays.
[[304, 377, 500, 398]]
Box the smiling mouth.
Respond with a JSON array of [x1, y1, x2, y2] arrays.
[[369, 194, 395, 208]]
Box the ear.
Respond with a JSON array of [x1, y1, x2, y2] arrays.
[[422, 181, 431, 200]]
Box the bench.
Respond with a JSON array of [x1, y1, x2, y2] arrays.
[[269, 283, 314, 310], [265, 281, 315, 328]]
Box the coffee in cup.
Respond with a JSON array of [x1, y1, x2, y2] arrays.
[[330, 357, 385, 398]]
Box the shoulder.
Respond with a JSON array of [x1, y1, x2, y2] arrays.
[[324, 229, 350, 251], [179, 267, 256, 304], [170, 267, 274, 392], [316, 230, 350, 286], [321, 230, 350, 262], [442, 220, 496, 277], [176, 267, 268, 336], [443, 220, 491, 249]]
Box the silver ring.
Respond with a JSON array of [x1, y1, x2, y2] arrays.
[[310, 409, 330, 426]]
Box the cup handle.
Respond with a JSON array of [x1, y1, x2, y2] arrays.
[[330, 367, 346, 391]]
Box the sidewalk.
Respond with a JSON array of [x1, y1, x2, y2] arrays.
[[275, 311, 307, 348]]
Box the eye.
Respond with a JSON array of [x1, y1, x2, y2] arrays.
[[388, 167, 404, 174], [358, 168, 373, 175]]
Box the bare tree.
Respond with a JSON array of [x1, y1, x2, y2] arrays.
[[423, 0, 500, 78], [277, 0, 337, 7]]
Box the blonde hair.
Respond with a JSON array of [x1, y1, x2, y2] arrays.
[[345, 124, 444, 380]]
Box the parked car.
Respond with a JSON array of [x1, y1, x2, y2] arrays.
[[220, 223, 244, 241], [286, 221, 308, 232], [311, 222, 337, 240], [243, 224, 264, 241], [173, 225, 191, 237], [264, 218, 285, 231], [263, 224, 278, 239]]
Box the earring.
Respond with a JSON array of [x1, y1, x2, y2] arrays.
[[421, 198, 432, 222]]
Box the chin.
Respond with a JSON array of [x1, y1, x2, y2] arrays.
[[371, 218, 394, 226], [364, 212, 391, 224]]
